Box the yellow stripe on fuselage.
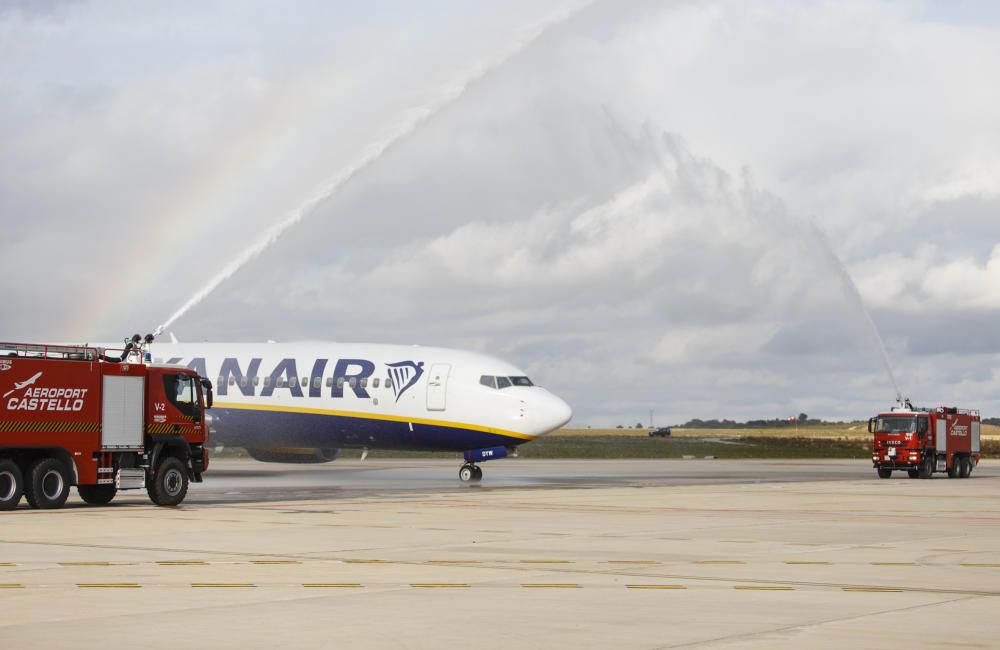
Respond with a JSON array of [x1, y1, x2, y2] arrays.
[[212, 401, 537, 442]]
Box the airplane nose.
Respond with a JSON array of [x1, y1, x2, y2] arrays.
[[539, 391, 572, 434]]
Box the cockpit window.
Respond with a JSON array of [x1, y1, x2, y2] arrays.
[[481, 375, 534, 389]]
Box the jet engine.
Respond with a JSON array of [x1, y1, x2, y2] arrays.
[[245, 447, 340, 464]]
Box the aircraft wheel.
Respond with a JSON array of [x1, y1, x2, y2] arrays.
[[472, 466, 483, 482], [459, 464, 475, 482], [0, 458, 23, 510]]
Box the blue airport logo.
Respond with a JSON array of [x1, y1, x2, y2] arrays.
[[386, 361, 424, 402]]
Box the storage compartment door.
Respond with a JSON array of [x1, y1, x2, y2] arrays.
[[972, 421, 981, 453], [936, 418, 948, 453], [102, 375, 144, 448]]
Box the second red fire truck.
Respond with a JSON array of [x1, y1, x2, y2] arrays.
[[869, 401, 981, 479], [0, 337, 212, 510]]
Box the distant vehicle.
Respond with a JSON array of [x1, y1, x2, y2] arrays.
[[648, 427, 672, 438], [869, 401, 980, 479]]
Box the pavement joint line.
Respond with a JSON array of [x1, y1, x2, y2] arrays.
[[871, 562, 919, 566], [427, 560, 483, 564], [251, 561, 301, 565], [344, 560, 388, 564], [520, 560, 572, 564], [521, 584, 581, 588], [626, 585, 686, 590], [784, 561, 832, 565], [191, 583, 256, 588], [303, 583, 363, 588], [608, 561, 660, 565], [411, 584, 470, 588], [60, 562, 114, 566], [735, 586, 795, 591], [695, 561, 745, 564], [158, 561, 208, 565], [77, 583, 140, 588], [843, 587, 904, 593]]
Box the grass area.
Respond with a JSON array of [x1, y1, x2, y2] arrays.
[[562, 424, 1000, 441], [215, 436, 1000, 461]]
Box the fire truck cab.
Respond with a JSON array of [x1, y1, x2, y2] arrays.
[[869, 402, 980, 480], [0, 338, 212, 510]]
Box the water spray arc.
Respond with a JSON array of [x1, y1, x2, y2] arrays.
[[153, 2, 591, 338]]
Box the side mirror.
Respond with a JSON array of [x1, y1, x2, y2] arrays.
[[867, 418, 875, 434], [201, 378, 214, 409]]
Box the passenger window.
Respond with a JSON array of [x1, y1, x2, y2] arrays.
[[385, 377, 393, 389], [497, 376, 512, 389], [263, 376, 271, 388], [217, 376, 224, 387], [253, 376, 260, 387], [302, 377, 309, 387], [337, 378, 345, 388], [373, 378, 380, 388], [240, 377, 247, 388], [313, 377, 321, 389], [349, 377, 357, 388], [480, 375, 497, 389], [360, 378, 368, 388], [326, 377, 333, 387], [276, 378, 285, 388]]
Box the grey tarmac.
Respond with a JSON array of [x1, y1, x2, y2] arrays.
[[1, 458, 998, 649]]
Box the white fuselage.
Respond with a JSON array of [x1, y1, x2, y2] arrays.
[[147, 342, 572, 453]]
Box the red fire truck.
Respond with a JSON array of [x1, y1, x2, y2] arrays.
[[0, 339, 212, 510], [869, 402, 980, 479]]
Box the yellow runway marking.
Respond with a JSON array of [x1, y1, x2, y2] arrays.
[[843, 587, 903, 593], [77, 583, 140, 588], [411, 583, 470, 588], [0, 584, 24, 588], [303, 583, 363, 588], [0, 563, 17, 567], [251, 561, 301, 565], [61, 562, 113, 566], [961, 563, 1000, 568], [626, 585, 686, 590], [522, 583, 580, 588], [735, 586, 794, 591], [192, 583, 255, 588]]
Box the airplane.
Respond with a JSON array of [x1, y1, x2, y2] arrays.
[[138, 341, 573, 482]]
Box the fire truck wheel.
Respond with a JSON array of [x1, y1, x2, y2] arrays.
[[24, 458, 71, 509], [77, 484, 117, 505], [876, 468, 892, 479], [918, 457, 934, 479], [947, 458, 961, 478], [0, 459, 23, 510], [907, 469, 919, 479], [147, 457, 188, 506], [964, 457, 974, 478]]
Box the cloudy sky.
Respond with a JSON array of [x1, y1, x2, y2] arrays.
[[3, 1, 1000, 425]]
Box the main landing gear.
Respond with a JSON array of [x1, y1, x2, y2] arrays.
[[459, 463, 483, 483]]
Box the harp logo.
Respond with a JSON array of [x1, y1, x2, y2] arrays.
[[0, 360, 11, 371], [386, 361, 424, 402]]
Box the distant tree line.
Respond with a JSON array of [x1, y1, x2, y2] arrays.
[[983, 417, 1000, 426], [676, 414, 823, 429]]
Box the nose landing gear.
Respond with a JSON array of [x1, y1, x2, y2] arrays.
[[459, 463, 483, 483]]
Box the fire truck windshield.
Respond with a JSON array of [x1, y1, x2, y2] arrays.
[[875, 416, 918, 433]]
